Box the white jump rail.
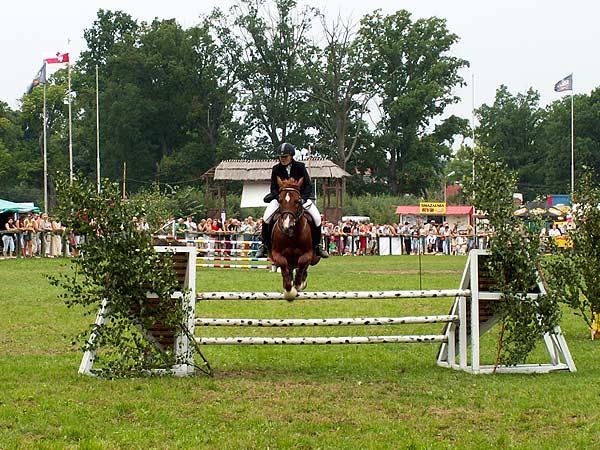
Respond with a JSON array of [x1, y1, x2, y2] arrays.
[[196, 335, 447, 345], [197, 289, 469, 301], [195, 315, 458, 327]]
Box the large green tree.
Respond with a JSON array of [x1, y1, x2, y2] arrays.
[[476, 85, 545, 198], [355, 9, 469, 196], [231, 0, 318, 155], [74, 10, 243, 189], [537, 89, 600, 194], [303, 16, 371, 169]]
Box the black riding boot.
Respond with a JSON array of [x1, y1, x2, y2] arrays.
[[311, 223, 329, 258], [255, 223, 271, 258]]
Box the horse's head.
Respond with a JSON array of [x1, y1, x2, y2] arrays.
[[277, 176, 304, 236]]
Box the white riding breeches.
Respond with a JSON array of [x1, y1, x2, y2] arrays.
[[262, 199, 321, 227]]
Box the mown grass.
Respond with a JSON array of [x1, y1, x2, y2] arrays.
[[1, 255, 599, 449]]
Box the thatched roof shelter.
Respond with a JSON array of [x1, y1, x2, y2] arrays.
[[201, 158, 350, 221], [209, 158, 350, 181]]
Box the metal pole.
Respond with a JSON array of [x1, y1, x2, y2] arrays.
[[444, 175, 447, 204], [43, 78, 48, 214], [96, 65, 100, 193], [570, 92, 574, 197], [122, 161, 127, 200], [471, 73, 476, 196], [68, 61, 73, 185]]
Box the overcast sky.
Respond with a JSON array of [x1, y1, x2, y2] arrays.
[[2, 0, 596, 123]]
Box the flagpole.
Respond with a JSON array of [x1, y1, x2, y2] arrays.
[[570, 90, 574, 198], [68, 60, 73, 185], [471, 72, 476, 195], [95, 65, 100, 193], [43, 69, 48, 214]]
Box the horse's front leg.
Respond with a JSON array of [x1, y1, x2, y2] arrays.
[[294, 254, 311, 292], [273, 254, 296, 301]]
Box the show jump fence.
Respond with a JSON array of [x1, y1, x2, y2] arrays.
[[79, 248, 576, 377]]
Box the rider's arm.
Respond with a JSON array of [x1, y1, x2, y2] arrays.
[[269, 165, 280, 196], [299, 164, 313, 201]]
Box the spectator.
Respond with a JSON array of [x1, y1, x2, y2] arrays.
[[2, 217, 17, 258], [51, 217, 64, 257]]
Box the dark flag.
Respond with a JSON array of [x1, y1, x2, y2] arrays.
[[26, 63, 46, 94], [554, 74, 573, 92]]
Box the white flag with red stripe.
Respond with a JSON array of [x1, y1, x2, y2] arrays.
[[44, 52, 70, 64]]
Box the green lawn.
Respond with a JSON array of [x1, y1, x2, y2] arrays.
[[1, 255, 598, 449]]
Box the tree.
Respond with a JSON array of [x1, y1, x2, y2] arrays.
[[538, 89, 600, 194], [158, 9, 246, 181], [303, 15, 371, 170], [355, 9, 468, 196], [476, 85, 545, 199], [74, 10, 244, 190], [231, 0, 318, 154]]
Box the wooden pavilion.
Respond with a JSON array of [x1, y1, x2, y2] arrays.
[[201, 159, 350, 222]]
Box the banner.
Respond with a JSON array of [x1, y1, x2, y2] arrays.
[[44, 52, 70, 64], [419, 202, 446, 214], [26, 63, 46, 94], [554, 74, 573, 92]]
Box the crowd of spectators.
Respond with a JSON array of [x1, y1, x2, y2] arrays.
[[2, 212, 498, 260], [1, 212, 68, 259], [157, 215, 488, 257]]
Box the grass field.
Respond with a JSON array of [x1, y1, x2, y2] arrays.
[[1, 255, 599, 449]]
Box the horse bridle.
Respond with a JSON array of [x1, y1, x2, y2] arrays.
[[278, 187, 304, 233]]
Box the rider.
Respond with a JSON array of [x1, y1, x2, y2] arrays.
[[255, 142, 329, 259]]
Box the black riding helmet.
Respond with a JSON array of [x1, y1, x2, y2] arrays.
[[277, 142, 296, 157]]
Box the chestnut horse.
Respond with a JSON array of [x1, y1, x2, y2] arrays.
[[270, 176, 320, 300]]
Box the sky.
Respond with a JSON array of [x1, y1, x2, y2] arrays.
[[2, 0, 597, 126]]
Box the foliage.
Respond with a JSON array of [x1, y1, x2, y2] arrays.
[[48, 175, 198, 376], [344, 194, 418, 225], [476, 85, 545, 199], [476, 85, 600, 199], [302, 14, 371, 173], [9, 4, 600, 207], [355, 9, 469, 196], [543, 168, 600, 332], [231, 0, 318, 151], [465, 147, 562, 365], [537, 89, 600, 193], [129, 183, 206, 231]]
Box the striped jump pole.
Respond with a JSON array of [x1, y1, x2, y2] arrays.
[[198, 257, 270, 262], [197, 263, 272, 270], [193, 238, 259, 245], [196, 248, 256, 254]]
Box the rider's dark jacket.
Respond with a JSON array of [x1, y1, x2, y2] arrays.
[[268, 160, 313, 201]]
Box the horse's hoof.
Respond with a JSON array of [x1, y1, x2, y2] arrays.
[[284, 287, 297, 301], [296, 281, 307, 292]]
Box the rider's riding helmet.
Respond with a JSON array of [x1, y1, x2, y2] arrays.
[[277, 142, 296, 157]]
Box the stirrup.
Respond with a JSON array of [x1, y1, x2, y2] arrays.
[[315, 245, 329, 258]]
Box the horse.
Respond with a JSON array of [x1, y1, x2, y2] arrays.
[[270, 176, 320, 300]]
